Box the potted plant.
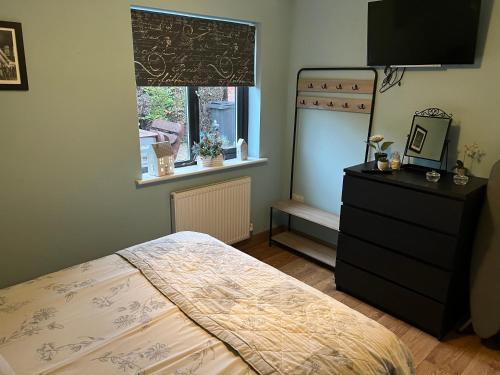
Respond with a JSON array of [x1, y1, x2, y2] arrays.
[[377, 156, 389, 171], [192, 120, 224, 167], [366, 135, 394, 165]]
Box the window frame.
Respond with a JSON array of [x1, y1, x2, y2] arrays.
[[173, 87, 200, 168], [138, 86, 249, 172], [174, 86, 249, 168]]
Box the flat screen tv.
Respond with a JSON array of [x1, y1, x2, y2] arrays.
[[367, 0, 482, 66]]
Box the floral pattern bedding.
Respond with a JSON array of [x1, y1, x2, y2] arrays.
[[0, 231, 415, 375], [0, 246, 254, 374]]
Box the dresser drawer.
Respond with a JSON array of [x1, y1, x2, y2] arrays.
[[337, 234, 452, 302], [342, 175, 464, 235], [340, 205, 458, 270], [336, 260, 446, 338]]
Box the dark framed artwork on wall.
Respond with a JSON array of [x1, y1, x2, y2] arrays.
[[0, 21, 28, 90]]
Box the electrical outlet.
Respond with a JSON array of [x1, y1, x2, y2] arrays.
[[292, 193, 304, 203], [249, 222, 254, 232]]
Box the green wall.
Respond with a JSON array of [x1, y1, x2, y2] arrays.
[[0, 0, 292, 288]]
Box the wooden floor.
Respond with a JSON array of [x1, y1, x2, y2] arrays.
[[236, 239, 500, 375]]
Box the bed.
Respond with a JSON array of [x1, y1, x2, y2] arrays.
[[0, 232, 415, 374]]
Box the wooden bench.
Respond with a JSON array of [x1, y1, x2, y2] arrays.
[[149, 119, 185, 159]]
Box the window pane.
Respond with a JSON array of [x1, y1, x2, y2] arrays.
[[136, 87, 189, 170], [197, 87, 237, 149]]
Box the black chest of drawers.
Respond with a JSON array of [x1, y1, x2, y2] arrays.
[[336, 163, 488, 339]]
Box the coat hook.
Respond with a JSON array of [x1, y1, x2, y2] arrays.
[[300, 99, 306, 105], [328, 101, 334, 107], [358, 104, 366, 110], [321, 83, 328, 89], [313, 100, 319, 106], [336, 84, 343, 90], [352, 84, 359, 90], [308, 83, 314, 89], [342, 102, 349, 109]]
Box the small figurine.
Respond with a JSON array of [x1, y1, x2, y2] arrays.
[[236, 138, 248, 161], [148, 141, 175, 176]]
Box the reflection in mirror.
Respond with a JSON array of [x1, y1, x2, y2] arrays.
[[405, 109, 452, 162]]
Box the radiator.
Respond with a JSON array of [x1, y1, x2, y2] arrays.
[[171, 177, 251, 244]]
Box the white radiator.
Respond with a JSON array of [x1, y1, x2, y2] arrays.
[[171, 177, 251, 244]]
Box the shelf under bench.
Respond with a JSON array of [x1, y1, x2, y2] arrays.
[[271, 231, 336, 267], [269, 199, 339, 267]]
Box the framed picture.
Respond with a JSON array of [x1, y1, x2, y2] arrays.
[[0, 21, 28, 90], [409, 125, 428, 154]]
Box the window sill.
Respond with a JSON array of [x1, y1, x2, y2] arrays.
[[136, 157, 268, 186]]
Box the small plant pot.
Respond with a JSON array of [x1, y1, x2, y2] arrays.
[[197, 155, 224, 168], [374, 152, 388, 168], [377, 160, 389, 171]]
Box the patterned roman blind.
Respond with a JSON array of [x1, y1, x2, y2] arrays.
[[130, 9, 256, 87]]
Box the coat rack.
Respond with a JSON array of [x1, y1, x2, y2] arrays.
[[297, 96, 372, 114], [268, 67, 378, 268], [297, 77, 375, 115], [293, 68, 378, 167], [298, 78, 374, 94]]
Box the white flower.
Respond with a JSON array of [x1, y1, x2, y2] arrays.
[[463, 143, 484, 160], [369, 135, 384, 143]]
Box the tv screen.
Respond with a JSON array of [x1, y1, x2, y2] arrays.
[[367, 0, 482, 66]]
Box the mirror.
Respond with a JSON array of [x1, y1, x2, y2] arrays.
[[405, 108, 452, 162]]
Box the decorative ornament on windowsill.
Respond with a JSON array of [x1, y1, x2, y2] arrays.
[[452, 143, 485, 186], [192, 120, 225, 168], [365, 135, 394, 168], [237, 138, 248, 161], [147, 141, 175, 177]]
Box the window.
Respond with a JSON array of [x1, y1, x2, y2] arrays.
[[137, 86, 248, 170], [130, 8, 255, 172]]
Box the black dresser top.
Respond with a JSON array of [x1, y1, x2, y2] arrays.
[[345, 163, 488, 200]]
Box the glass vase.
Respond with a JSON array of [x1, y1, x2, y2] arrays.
[[453, 168, 469, 186], [390, 152, 401, 170]]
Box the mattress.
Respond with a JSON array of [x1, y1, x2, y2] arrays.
[[0, 232, 414, 374]]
